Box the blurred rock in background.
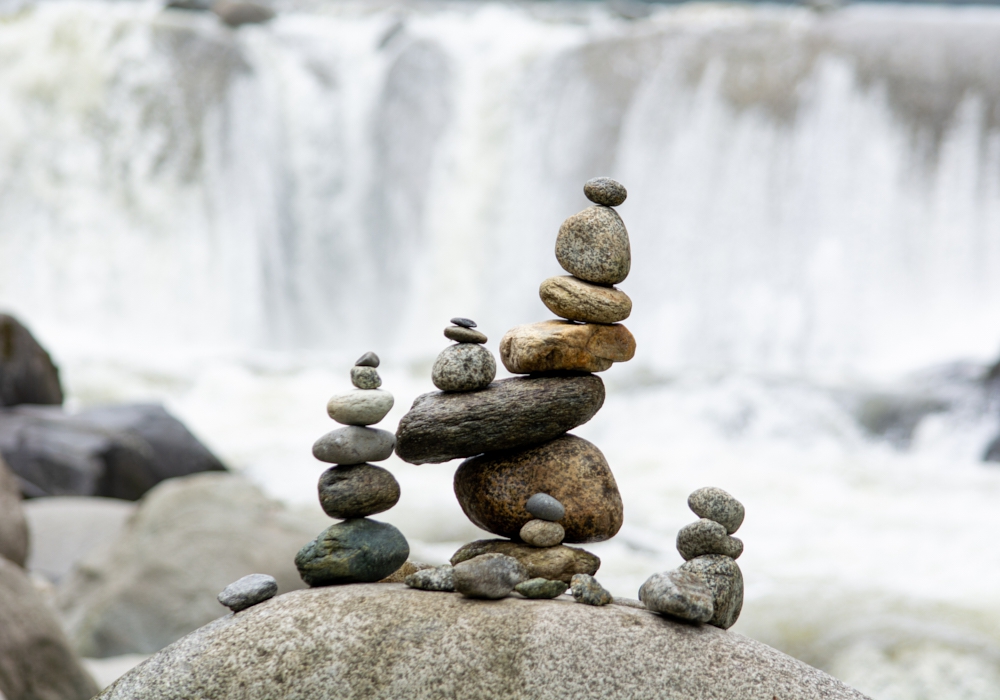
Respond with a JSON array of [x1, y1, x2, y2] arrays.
[[0, 314, 62, 408], [0, 456, 28, 567]]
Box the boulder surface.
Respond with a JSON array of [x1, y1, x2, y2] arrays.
[[0, 455, 28, 567]]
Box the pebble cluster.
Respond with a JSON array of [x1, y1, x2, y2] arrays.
[[294, 353, 410, 587], [638, 487, 746, 629]]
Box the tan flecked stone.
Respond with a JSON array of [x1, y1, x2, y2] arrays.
[[451, 540, 599, 583], [539, 276, 632, 324], [500, 321, 636, 374], [555, 206, 631, 284]]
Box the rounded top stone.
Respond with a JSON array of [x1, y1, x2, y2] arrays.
[[584, 177, 627, 207], [525, 492, 565, 522], [687, 487, 745, 535], [217, 574, 278, 613], [355, 352, 380, 368], [451, 317, 477, 329]]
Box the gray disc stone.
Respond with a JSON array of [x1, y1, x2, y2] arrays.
[[525, 493, 565, 522], [679, 554, 744, 630], [431, 343, 496, 392], [688, 487, 745, 534], [515, 578, 569, 599], [326, 389, 394, 426], [351, 366, 381, 390], [217, 574, 278, 613], [450, 317, 477, 328], [444, 326, 488, 344], [318, 464, 400, 519], [638, 570, 714, 623], [355, 352, 380, 368], [520, 519, 565, 548], [295, 518, 409, 587], [452, 553, 526, 600], [676, 519, 744, 561], [584, 177, 627, 207], [570, 573, 613, 606], [312, 426, 395, 465], [555, 206, 631, 285], [404, 565, 455, 592]]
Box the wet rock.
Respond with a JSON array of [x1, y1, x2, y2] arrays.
[[555, 206, 630, 285], [318, 464, 400, 519], [500, 320, 635, 373], [454, 435, 623, 543], [520, 519, 565, 547], [515, 577, 568, 599], [295, 518, 409, 587], [405, 565, 455, 592], [312, 426, 395, 465], [450, 317, 477, 328], [679, 555, 744, 630], [526, 493, 565, 522], [638, 570, 714, 623], [444, 326, 488, 344], [583, 177, 627, 207], [570, 573, 612, 606], [0, 456, 28, 567], [451, 539, 599, 583], [217, 574, 277, 613], [326, 389, 394, 426], [0, 314, 63, 407], [688, 487, 745, 534], [350, 366, 381, 390], [432, 343, 496, 392], [213, 1, 274, 26], [539, 275, 632, 324], [676, 519, 743, 561], [395, 375, 605, 464], [452, 553, 526, 599], [355, 352, 380, 368]]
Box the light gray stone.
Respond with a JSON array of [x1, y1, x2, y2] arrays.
[[431, 343, 496, 392], [94, 584, 872, 700], [570, 573, 613, 606], [584, 177, 627, 207], [450, 317, 477, 328], [326, 389, 394, 426], [676, 519, 744, 561], [350, 366, 381, 390], [515, 578, 568, 599], [405, 565, 455, 592], [520, 520, 565, 548], [555, 206, 631, 285], [452, 553, 526, 600], [354, 352, 380, 368], [679, 554, 744, 630], [525, 493, 565, 522], [213, 1, 274, 26], [312, 426, 395, 465], [444, 326, 488, 344], [318, 464, 400, 519], [539, 275, 632, 324], [0, 456, 28, 567], [218, 574, 278, 612], [638, 570, 714, 623], [688, 487, 745, 534]]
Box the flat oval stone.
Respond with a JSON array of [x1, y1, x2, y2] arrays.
[[312, 426, 395, 465], [584, 177, 627, 207], [639, 570, 714, 623], [452, 553, 526, 600], [350, 366, 381, 390], [326, 389, 394, 426], [355, 352, 380, 368], [676, 519, 743, 561], [431, 343, 496, 392], [404, 565, 455, 592], [539, 276, 632, 324], [555, 206, 630, 285], [294, 518, 409, 587], [515, 577, 568, 599], [451, 539, 599, 584], [453, 434, 623, 543], [318, 464, 400, 519], [679, 555, 744, 630], [500, 320, 635, 374], [450, 317, 477, 328], [444, 326, 487, 344], [688, 487, 745, 534], [217, 574, 278, 613], [520, 519, 565, 548], [570, 574, 612, 606], [395, 375, 605, 464], [526, 493, 565, 522]]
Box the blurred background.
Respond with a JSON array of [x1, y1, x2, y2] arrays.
[[1, 0, 999, 698]]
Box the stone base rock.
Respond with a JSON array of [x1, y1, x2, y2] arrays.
[[500, 320, 635, 374], [451, 540, 599, 583]]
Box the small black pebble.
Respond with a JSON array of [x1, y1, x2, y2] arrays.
[[450, 317, 477, 329], [355, 351, 380, 368]]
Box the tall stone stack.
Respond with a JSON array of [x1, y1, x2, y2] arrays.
[[294, 352, 410, 587]]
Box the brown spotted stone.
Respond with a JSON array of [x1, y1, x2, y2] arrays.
[[539, 275, 632, 324], [500, 320, 635, 374], [451, 539, 600, 583]]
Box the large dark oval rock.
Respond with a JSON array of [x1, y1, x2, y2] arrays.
[[295, 519, 409, 587], [451, 539, 599, 583], [453, 435, 623, 543], [395, 376, 605, 465]]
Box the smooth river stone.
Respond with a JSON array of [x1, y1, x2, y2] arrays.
[[295, 518, 409, 587], [453, 435, 623, 543], [526, 493, 565, 522], [217, 574, 278, 613], [451, 540, 599, 583], [679, 555, 744, 630], [539, 275, 632, 325], [515, 578, 569, 599], [676, 519, 743, 561], [453, 553, 526, 600], [395, 375, 605, 464], [318, 464, 400, 519], [688, 487, 745, 534], [520, 519, 565, 548], [350, 366, 381, 390], [583, 177, 627, 207], [326, 389, 394, 426], [500, 320, 635, 374], [355, 352, 380, 368], [638, 570, 714, 623], [313, 426, 395, 465], [570, 574, 613, 606], [444, 326, 488, 344], [555, 206, 630, 285], [431, 343, 496, 392]]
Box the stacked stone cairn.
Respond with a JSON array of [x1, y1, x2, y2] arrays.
[[294, 352, 410, 587], [400, 177, 636, 604], [639, 487, 746, 629]]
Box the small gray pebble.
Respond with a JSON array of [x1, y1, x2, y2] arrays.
[[444, 326, 488, 344], [312, 426, 396, 465], [519, 519, 565, 548], [450, 317, 477, 328], [583, 177, 627, 207], [639, 570, 714, 623], [453, 553, 526, 599], [688, 487, 745, 534], [351, 366, 381, 390], [405, 565, 455, 592], [217, 574, 277, 612], [676, 519, 743, 561], [355, 352, 380, 368], [432, 343, 496, 392], [515, 578, 568, 599], [525, 493, 565, 522], [570, 573, 612, 606]]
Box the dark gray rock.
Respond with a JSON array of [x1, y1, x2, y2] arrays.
[[583, 177, 627, 207], [395, 375, 605, 464], [519, 519, 565, 547], [312, 426, 395, 465], [0, 314, 63, 407], [451, 540, 599, 584], [555, 206, 631, 285], [326, 389, 393, 426], [350, 366, 381, 390], [217, 574, 278, 612], [450, 317, 477, 328], [318, 464, 400, 519], [0, 456, 28, 567], [638, 570, 714, 623], [679, 555, 744, 630], [444, 326, 487, 344], [452, 553, 526, 600], [985, 432, 1000, 463], [526, 493, 565, 522], [432, 343, 496, 392], [295, 519, 409, 587], [539, 275, 632, 324], [213, 1, 274, 26], [688, 487, 745, 534], [676, 518, 743, 561], [355, 352, 380, 368], [515, 577, 568, 599], [570, 573, 612, 606], [405, 565, 454, 592], [164, 0, 212, 10]]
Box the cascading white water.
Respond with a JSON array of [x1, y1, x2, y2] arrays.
[[2, 2, 1000, 698]]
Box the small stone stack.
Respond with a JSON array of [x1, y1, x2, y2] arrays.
[[294, 352, 410, 587], [639, 487, 745, 629], [431, 318, 496, 392]]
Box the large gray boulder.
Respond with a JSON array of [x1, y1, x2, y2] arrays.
[[0, 557, 99, 700], [0, 455, 28, 567], [97, 584, 871, 700], [0, 314, 63, 407], [58, 473, 324, 657]]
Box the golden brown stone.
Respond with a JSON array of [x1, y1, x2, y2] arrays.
[[539, 275, 632, 324], [499, 320, 636, 374], [450, 539, 600, 583]]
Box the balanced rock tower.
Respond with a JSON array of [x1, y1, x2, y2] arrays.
[[294, 352, 410, 587]]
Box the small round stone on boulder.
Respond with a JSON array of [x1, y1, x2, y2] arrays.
[[217, 574, 278, 613], [351, 366, 382, 390], [318, 464, 400, 519], [638, 570, 714, 623], [312, 426, 396, 465], [515, 578, 568, 599], [444, 326, 488, 344], [525, 493, 565, 522], [404, 565, 455, 592], [452, 553, 526, 600], [432, 343, 496, 392], [520, 519, 565, 548], [450, 317, 477, 328], [355, 352, 380, 368], [676, 519, 743, 561], [688, 487, 745, 534], [295, 518, 409, 587], [570, 573, 612, 606], [326, 389, 394, 426], [583, 177, 627, 207]]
